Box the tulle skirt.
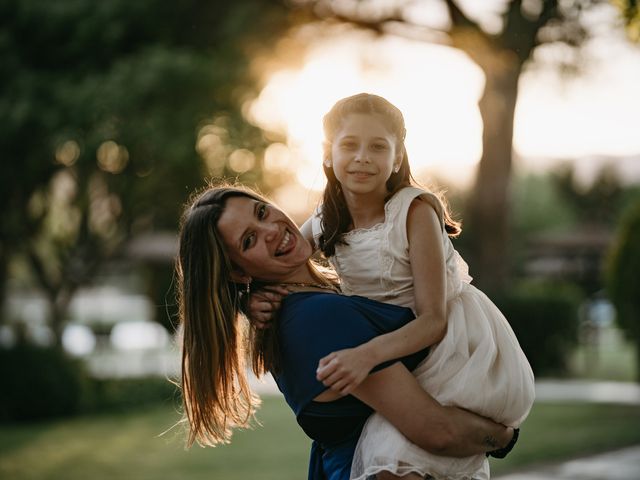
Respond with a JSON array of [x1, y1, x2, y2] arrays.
[[350, 283, 536, 480]]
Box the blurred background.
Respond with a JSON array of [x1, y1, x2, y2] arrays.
[[1, 1, 640, 479]]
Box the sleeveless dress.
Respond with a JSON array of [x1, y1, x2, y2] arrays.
[[311, 186, 536, 480], [274, 291, 430, 480]]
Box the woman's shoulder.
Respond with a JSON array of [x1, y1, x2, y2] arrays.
[[281, 292, 371, 320], [279, 292, 414, 336], [283, 291, 412, 310]]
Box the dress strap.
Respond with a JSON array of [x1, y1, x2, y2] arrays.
[[386, 187, 446, 237]]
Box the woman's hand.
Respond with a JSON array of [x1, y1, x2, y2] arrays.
[[316, 346, 376, 395], [246, 285, 289, 329]]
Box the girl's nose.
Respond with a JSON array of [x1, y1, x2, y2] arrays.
[[355, 147, 370, 163]]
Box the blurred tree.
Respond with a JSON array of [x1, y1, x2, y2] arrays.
[[606, 200, 640, 382], [0, 0, 292, 343], [551, 162, 625, 227], [289, 0, 624, 292]]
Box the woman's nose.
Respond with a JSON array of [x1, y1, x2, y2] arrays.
[[261, 222, 279, 241]]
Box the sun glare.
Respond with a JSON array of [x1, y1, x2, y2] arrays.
[[249, 24, 640, 196], [249, 32, 485, 191]]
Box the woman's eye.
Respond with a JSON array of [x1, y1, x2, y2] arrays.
[[242, 234, 255, 251], [257, 204, 267, 220]]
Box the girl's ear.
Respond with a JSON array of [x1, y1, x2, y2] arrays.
[[394, 149, 403, 172], [322, 141, 332, 168]]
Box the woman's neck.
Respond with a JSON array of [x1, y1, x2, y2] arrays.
[[271, 264, 319, 285]]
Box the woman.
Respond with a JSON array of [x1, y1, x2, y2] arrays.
[[175, 184, 515, 479]]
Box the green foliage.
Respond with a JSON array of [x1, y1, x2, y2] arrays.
[[495, 281, 583, 376], [511, 172, 578, 235], [82, 376, 179, 413], [0, 341, 178, 422], [0, 344, 87, 422], [551, 163, 626, 228], [0, 0, 292, 337], [606, 199, 640, 377], [614, 0, 640, 41]]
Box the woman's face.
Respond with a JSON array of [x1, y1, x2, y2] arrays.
[[217, 196, 312, 283]]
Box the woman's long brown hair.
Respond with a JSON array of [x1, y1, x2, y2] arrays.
[[320, 93, 461, 257], [176, 185, 276, 447]]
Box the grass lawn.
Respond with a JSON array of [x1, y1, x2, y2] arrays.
[[2, 396, 640, 479]]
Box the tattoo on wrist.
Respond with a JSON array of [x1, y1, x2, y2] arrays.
[[483, 435, 499, 449]]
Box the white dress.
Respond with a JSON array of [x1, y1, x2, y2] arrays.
[[311, 186, 535, 480]]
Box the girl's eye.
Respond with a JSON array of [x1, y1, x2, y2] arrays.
[[371, 143, 387, 151], [340, 141, 357, 149]]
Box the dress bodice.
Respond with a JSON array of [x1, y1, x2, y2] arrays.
[[312, 187, 472, 312]]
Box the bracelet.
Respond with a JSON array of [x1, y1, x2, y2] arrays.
[[486, 428, 520, 459]]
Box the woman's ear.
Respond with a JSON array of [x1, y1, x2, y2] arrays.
[[229, 269, 251, 285]]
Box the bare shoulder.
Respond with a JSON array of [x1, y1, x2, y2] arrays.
[[407, 197, 441, 231]]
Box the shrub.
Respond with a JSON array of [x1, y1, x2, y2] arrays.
[[0, 343, 88, 422], [606, 200, 640, 382], [83, 376, 179, 413], [494, 281, 583, 376]]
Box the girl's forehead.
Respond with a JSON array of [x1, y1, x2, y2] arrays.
[[337, 113, 395, 137]]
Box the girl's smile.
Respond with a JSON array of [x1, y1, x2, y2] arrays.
[[330, 113, 402, 199]]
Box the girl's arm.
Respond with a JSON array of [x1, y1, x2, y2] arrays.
[[299, 215, 315, 246], [317, 199, 447, 393], [317, 362, 513, 457]]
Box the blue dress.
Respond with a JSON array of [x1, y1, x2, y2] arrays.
[[272, 292, 430, 480]]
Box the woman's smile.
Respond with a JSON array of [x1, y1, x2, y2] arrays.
[[275, 230, 295, 256], [217, 196, 312, 282]]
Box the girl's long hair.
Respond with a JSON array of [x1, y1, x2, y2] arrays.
[[176, 185, 276, 447], [320, 93, 461, 257]]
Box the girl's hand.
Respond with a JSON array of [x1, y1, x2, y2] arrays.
[[246, 285, 289, 329], [316, 347, 375, 395]]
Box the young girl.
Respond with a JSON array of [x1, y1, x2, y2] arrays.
[[250, 93, 535, 480]]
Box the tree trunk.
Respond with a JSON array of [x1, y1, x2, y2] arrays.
[[49, 288, 74, 349], [467, 59, 522, 293], [636, 336, 640, 384], [0, 247, 7, 327]]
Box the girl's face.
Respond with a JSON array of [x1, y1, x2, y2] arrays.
[[329, 113, 402, 199], [217, 196, 312, 283]]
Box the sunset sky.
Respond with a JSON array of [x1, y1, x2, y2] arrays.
[[247, 4, 640, 216]]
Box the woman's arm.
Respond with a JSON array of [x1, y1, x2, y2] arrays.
[[317, 200, 448, 393], [352, 363, 512, 457]]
